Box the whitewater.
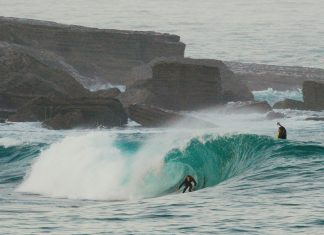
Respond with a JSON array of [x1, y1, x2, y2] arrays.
[[1, 0, 324, 234]]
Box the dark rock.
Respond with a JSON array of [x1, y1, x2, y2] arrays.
[[123, 61, 223, 110], [225, 101, 272, 113], [0, 108, 16, 119], [43, 110, 84, 129], [128, 104, 215, 127], [122, 58, 254, 111], [305, 117, 324, 121], [9, 96, 128, 129], [0, 45, 90, 109], [303, 80, 324, 111], [123, 57, 253, 105], [226, 61, 324, 91], [266, 111, 285, 120], [273, 99, 305, 110], [90, 88, 121, 98], [0, 16, 185, 86]]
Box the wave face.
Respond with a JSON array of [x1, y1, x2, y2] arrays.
[[15, 131, 324, 200], [0, 144, 44, 185]]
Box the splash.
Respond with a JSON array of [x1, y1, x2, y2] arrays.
[[253, 88, 303, 106]]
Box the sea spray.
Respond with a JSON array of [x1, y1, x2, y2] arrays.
[[17, 132, 132, 200], [253, 88, 303, 106]]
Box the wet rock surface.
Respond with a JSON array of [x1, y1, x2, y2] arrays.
[[122, 58, 253, 111], [9, 96, 128, 129], [273, 99, 305, 110], [128, 104, 215, 127], [303, 81, 324, 111], [0, 16, 185, 85]]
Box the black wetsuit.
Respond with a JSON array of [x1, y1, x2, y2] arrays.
[[278, 126, 287, 139], [179, 175, 197, 193]]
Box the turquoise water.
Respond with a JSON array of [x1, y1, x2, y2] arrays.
[[253, 88, 303, 106], [1, 107, 324, 234]]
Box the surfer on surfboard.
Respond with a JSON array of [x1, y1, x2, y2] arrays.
[[178, 175, 197, 193]]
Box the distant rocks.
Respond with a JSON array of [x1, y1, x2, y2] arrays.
[[90, 88, 121, 98], [272, 81, 324, 111], [122, 58, 253, 110], [128, 104, 215, 127], [4, 16, 324, 129], [266, 111, 285, 120], [273, 99, 305, 110], [0, 108, 16, 119], [226, 62, 324, 91], [0, 17, 190, 129], [303, 81, 324, 111], [0, 16, 185, 86], [9, 96, 128, 129], [0, 44, 90, 108], [225, 101, 272, 113], [123, 61, 222, 110]]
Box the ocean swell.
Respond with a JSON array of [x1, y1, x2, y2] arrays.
[[13, 130, 324, 201]]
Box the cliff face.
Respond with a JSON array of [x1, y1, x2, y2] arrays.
[[122, 57, 253, 109], [128, 104, 215, 127], [303, 81, 324, 111], [0, 17, 185, 85], [271, 81, 324, 111], [122, 60, 224, 111], [0, 43, 128, 128], [9, 96, 128, 129], [0, 44, 90, 108]]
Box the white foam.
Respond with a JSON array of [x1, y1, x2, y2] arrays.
[[253, 88, 303, 106], [17, 130, 190, 200], [0, 137, 24, 148]]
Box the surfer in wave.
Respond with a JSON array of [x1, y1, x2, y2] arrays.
[[178, 175, 197, 193]]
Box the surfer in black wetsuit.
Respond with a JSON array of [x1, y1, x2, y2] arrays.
[[178, 175, 197, 193], [277, 122, 287, 139]]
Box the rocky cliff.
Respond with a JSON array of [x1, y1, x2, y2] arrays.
[[9, 96, 128, 129], [128, 104, 215, 127], [0, 43, 90, 109], [122, 60, 225, 110], [303, 81, 324, 111], [0, 43, 128, 128], [0, 16, 185, 86], [272, 80, 324, 111], [122, 57, 253, 110]]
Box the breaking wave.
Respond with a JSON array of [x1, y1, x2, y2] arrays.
[[12, 131, 324, 200]]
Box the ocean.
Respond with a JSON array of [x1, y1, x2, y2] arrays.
[[1, 0, 324, 234]]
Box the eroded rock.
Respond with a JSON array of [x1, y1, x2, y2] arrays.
[[9, 96, 128, 129], [273, 99, 305, 110], [303, 80, 324, 111], [0, 16, 185, 85], [128, 104, 215, 127]]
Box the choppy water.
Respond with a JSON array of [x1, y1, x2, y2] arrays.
[[1, 101, 324, 234], [1, 1, 324, 234]]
